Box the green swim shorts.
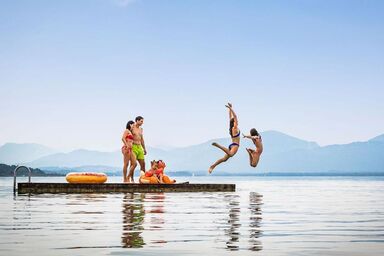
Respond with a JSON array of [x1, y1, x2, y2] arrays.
[[132, 144, 145, 160]]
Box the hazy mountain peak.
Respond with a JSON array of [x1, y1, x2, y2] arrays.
[[2, 130, 384, 174], [0, 143, 57, 165], [369, 134, 384, 142]]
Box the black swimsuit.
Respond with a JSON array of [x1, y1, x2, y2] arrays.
[[228, 131, 240, 150]]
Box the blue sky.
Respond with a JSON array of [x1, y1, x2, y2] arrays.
[[1, 0, 383, 151]]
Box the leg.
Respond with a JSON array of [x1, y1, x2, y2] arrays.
[[209, 154, 230, 174], [123, 152, 130, 183], [251, 152, 260, 168], [135, 145, 146, 180], [212, 142, 232, 155], [138, 159, 146, 175], [246, 148, 254, 167], [247, 149, 260, 168], [128, 153, 137, 183]]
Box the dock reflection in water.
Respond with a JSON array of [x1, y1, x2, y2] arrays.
[[1, 176, 383, 256], [120, 191, 263, 251]]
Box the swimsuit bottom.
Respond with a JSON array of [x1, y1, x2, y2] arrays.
[[228, 143, 240, 150]]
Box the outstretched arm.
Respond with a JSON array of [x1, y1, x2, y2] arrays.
[[242, 133, 259, 140], [231, 108, 238, 125], [226, 103, 238, 124]]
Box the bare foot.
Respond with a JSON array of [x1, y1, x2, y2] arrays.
[[208, 166, 214, 174], [123, 177, 128, 183]]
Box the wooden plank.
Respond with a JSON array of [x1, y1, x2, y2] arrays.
[[17, 183, 236, 194]]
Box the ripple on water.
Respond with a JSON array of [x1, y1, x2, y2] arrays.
[[0, 177, 384, 255]]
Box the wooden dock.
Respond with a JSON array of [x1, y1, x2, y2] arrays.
[[17, 182, 236, 194]]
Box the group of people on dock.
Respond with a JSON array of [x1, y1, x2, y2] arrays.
[[121, 103, 263, 183], [121, 116, 146, 183], [121, 116, 176, 184]]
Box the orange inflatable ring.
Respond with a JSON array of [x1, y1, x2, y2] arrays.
[[139, 175, 159, 184], [66, 172, 108, 184]]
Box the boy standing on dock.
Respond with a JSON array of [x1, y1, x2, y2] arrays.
[[130, 116, 147, 180]]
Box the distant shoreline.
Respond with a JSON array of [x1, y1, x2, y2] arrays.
[[2, 163, 383, 177], [166, 171, 384, 177], [2, 173, 383, 177]]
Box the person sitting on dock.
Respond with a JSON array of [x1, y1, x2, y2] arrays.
[[139, 160, 176, 184], [139, 160, 160, 184], [209, 103, 240, 174], [156, 160, 176, 184], [243, 128, 263, 168]]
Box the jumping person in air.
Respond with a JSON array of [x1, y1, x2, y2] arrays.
[[209, 103, 240, 174], [243, 128, 263, 168], [121, 120, 136, 183]]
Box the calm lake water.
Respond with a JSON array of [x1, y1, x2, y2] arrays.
[[1, 176, 383, 256]]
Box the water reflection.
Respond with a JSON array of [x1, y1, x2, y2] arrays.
[[145, 193, 167, 245], [13, 196, 31, 223], [225, 194, 241, 250], [121, 193, 145, 248], [248, 192, 263, 251], [224, 192, 263, 251]]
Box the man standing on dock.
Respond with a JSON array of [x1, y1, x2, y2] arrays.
[[130, 116, 147, 180]]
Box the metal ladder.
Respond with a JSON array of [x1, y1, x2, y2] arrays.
[[13, 165, 31, 193]]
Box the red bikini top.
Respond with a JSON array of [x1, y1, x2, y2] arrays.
[[145, 168, 164, 177], [126, 134, 134, 141], [154, 168, 164, 175]]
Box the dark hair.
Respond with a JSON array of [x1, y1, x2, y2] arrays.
[[126, 120, 134, 130], [250, 128, 259, 137], [135, 116, 144, 122], [229, 118, 235, 136]]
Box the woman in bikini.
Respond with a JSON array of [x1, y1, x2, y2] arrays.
[[243, 128, 263, 168], [209, 103, 240, 174], [122, 120, 136, 183]]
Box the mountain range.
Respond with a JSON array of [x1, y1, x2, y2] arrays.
[[0, 131, 383, 175]]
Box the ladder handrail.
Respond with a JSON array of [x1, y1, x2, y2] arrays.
[[13, 165, 31, 193]]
